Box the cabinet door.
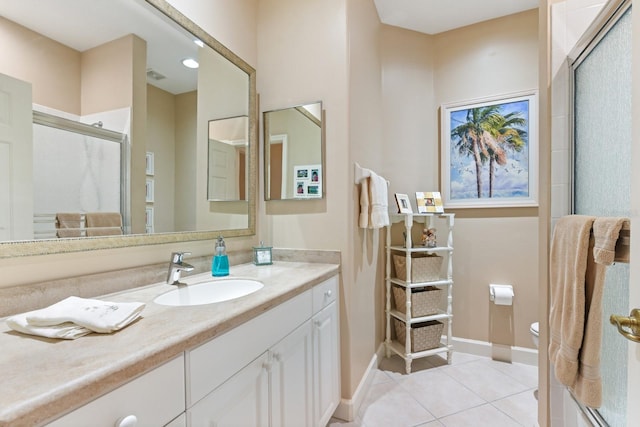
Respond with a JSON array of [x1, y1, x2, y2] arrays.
[[313, 301, 340, 427], [46, 355, 185, 427], [271, 321, 314, 427], [188, 352, 269, 427]]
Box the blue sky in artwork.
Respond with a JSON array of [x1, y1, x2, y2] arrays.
[[449, 100, 530, 200]]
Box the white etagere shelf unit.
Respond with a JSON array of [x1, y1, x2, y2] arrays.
[[385, 212, 454, 374]]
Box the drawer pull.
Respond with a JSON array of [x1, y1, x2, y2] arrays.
[[115, 415, 138, 427], [325, 290, 332, 298]]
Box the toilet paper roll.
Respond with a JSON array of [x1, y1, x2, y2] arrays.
[[489, 284, 514, 306]]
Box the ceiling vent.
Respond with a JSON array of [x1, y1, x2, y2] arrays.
[[146, 69, 166, 81]]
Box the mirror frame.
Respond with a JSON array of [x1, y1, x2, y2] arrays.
[[0, 0, 257, 258], [263, 102, 325, 201]]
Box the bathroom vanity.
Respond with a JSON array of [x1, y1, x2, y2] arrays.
[[0, 260, 340, 427]]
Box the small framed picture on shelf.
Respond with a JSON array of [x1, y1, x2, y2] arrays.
[[394, 193, 413, 214], [415, 191, 444, 213]]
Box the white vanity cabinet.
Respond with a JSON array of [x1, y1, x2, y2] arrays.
[[46, 354, 186, 427], [187, 275, 339, 427]]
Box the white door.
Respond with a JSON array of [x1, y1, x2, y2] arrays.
[[271, 320, 314, 427], [208, 140, 239, 200], [0, 72, 33, 241]]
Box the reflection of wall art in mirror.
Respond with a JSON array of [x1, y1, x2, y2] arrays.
[[415, 192, 444, 213], [145, 152, 155, 176], [0, 0, 257, 257], [263, 101, 324, 201], [293, 164, 322, 199], [395, 193, 413, 214], [145, 179, 154, 203], [145, 207, 154, 234]]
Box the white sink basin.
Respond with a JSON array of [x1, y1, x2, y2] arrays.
[[154, 278, 264, 306]]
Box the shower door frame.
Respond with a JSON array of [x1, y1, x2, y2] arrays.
[[567, 0, 632, 425], [33, 111, 130, 234]]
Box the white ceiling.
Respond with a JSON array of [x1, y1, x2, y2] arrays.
[[374, 0, 539, 35], [0, 0, 200, 95]]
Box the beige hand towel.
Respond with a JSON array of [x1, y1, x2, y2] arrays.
[[548, 215, 595, 387], [86, 227, 123, 236], [85, 212, 122, 228], [592, 217, 628, 265], [26, 296, 145, 334], [571, 217, 628, 408], [56, 213, 81, 228], [359, 176, 371, 228], [57, 228, 83, 238]]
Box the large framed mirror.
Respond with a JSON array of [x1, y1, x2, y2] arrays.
[[0, 0, 256, 257], [263, 102, 324, 200]]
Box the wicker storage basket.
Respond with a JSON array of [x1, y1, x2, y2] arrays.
[[393, 319, 444, 352], [392, 286, 441, 317], [393, 253, 442, 282]]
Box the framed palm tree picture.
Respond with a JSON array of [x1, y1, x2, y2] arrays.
[[440, 90, 538, 208]]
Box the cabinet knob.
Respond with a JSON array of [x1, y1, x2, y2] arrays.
[[325, 290, 332, 298], [115, 415, 138, 427]]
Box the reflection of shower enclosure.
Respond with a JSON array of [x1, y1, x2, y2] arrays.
[[32, 111, 128, 238]]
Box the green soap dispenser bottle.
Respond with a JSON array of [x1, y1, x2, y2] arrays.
[[212, 235, 229, 277]]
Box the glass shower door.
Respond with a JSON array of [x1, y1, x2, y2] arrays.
[[572, 5, 631, 426]]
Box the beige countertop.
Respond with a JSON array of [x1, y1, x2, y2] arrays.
[[0, 260, 340, 427]]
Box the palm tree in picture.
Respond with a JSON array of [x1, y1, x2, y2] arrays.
[[483, 111, 527, 197], [450, 105, 527, 198], [450, 106, 500, 198]]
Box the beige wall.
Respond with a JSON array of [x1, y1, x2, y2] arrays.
[[432, 10, 540, 349], [147, 84, 177, 233], [0, 16, 81, 114]]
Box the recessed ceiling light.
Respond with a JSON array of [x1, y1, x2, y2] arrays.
[[182, 58, 199, 69], [194, 39, 204, 48]]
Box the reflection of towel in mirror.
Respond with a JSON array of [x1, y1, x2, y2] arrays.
[[57, 229, 83, 238], [55, 213, 82, 237], [85, 212, 122, 228], [86, 227, 123, 236]]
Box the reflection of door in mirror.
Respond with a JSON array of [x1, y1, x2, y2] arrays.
[[207, 116, 249, 201], [0, 73, 33, 241], [264, 102, 323, 200]]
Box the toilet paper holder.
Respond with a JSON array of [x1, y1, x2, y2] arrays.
[[489, 284, 514, 305]]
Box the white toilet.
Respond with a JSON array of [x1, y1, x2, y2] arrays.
[[530, 322, 539, 348]]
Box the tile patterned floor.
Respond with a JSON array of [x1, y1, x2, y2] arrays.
[[329, 352, 538, 427]]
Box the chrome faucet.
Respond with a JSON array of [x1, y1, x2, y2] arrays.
[[166, 251, 195, 285]]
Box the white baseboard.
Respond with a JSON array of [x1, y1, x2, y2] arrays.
[[333, 348, 382, 421], [452, 336, 538, 366]]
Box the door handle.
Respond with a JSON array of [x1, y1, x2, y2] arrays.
[[610, 308, 640, 343]]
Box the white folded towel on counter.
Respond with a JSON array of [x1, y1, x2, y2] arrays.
[[6, 296, 145, 339], [6, 314, 91, 340]]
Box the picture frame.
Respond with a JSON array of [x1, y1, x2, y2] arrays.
[[440, 90, 538, 208], [145, 178, 154, 203], [145, 152, 154, 176], [415, 191, 444, 213], [394, 193, 413, 214], [293, 164, 322, 199]]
